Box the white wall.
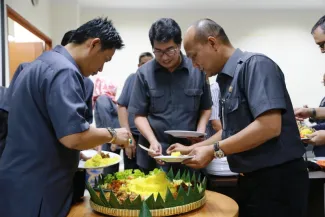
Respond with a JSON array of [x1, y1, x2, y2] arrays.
[[80, 8, 325, 107], [50, 0, 80, 47]]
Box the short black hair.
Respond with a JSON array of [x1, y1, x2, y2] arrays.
[[193, 18, 230, 45], [69, 17, 124, 50], [149, 18, 182, 47], [311, 15, 325, 34], [138, 52, 153, 63], [61, 30, 75, 46]]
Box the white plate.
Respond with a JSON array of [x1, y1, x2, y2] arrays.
[[314, 157, 325, 161], [164, 130, 206, 138], [154, 155, 193, 163], [301, 138, 310, 141], [78, 150, 121, 169], [206, 170, 238, 176]]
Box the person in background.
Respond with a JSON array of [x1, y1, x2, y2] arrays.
[[94, 78, 121, 174], [0, 17, 131, 217], [295, 15, 325, 145], [205, 82, 222, 139], [117, 52, 153, 170], [129, 18, 212, 174], [171, 18, 308, 217]]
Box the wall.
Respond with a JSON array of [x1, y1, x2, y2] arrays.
[[50, 0, 80, 47], [3, 0, 51, 86], [80, 8, 325, 107]]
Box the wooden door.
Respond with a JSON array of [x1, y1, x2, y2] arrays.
[[8, 42, 44, 81]]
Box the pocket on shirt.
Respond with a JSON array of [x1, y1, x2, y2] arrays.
[[149, 90, 166, 113], [223, 97, 253, 131], [183, 89, 203, 111]]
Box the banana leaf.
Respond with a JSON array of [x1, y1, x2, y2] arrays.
[[154, 193, 165, 209], [99, 186, 110, 207], [86, 182, 105, 206], [108, 191, 122, 208], [176, 185, 187, 206], [174, 170, 181, 180], [164, 188, 178, 207], [128, 195, 142, 210], [145, 194, 155, 209], [123, 197, 132, 209], [167, 168, 174, 181], [138, 201, 152, 217]]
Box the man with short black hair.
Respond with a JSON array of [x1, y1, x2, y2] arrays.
[[172, 18, 308, 217], [129, 18, 212, 173], [0, 17, 131, 217]]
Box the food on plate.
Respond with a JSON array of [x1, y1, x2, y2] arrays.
[[170, 151, 181, 157], [317, 160, 325, 168], [297, 122, 315, 139], [84, 152, 119, 168], [98, 169, 194, 203]]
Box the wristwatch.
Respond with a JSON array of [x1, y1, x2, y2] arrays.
[[213, 142, 225, 158], [107, 127, 117, 143]]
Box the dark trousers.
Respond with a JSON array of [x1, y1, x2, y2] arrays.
[[237, 158, 309, 217]]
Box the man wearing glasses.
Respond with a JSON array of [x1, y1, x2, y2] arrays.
[[312, 15, 325, 53], [129, 18, 212, 173]]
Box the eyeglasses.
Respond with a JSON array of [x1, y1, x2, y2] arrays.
[[153, 47, 178, 58], [319, 41, 325, 49]]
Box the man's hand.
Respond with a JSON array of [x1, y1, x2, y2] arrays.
[[294, 108, 312, 121], [114, 128, 132, 147], [124, 135, 136, 159], [186, 137, 204, 144], [166, 143, 193, 155], [304, 130, 325, 146], [182, 145, 215, 169], [110, 144, 117, 152], [149, 141, 164, 165]]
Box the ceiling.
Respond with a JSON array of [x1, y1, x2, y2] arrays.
[[78, 0, 325, 9]]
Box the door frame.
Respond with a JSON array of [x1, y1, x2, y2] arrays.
[[7, 5, 52, 50]]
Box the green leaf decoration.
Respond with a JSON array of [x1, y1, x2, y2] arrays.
[[201, 176, 207, 196], [185, 170, 191, 183], [174, 170, 181, 180], [145, 194, 155, 209], [197, 173, 202, 183], [154, 193, 165, 209], [191, 172, 197, 186], [123, 197, 132, 209], [129, 195, 142, 210], [94, 177, 98, 187], [181, 169, 187, 181], [139, 201, 152, 217], [86, 182, 105, 206], [164, 187, 178, 207], [99, 186, 110, 207], [176, 185, 187, 206], [108, 190, 122, 208], [167, 167, 174, 181], [192, 184, 202, 202]]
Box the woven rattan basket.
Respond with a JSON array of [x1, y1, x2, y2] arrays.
[[90, 194, 206, 216]]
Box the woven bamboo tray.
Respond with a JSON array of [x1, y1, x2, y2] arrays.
[[90, 194, 206, 216]]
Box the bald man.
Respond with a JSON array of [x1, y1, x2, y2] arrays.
[[168, 18, 308, 217]]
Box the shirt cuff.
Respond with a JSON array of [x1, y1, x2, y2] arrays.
[[56, 121, 90, 139], [128, 106, 148, 116], [250, 98, 286, 119]]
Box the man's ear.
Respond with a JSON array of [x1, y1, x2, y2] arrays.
[[207, 36, 219, 51], [89, 38, 101, 50]]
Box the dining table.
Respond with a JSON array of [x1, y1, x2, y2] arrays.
[[68, 190, 239, 217]]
